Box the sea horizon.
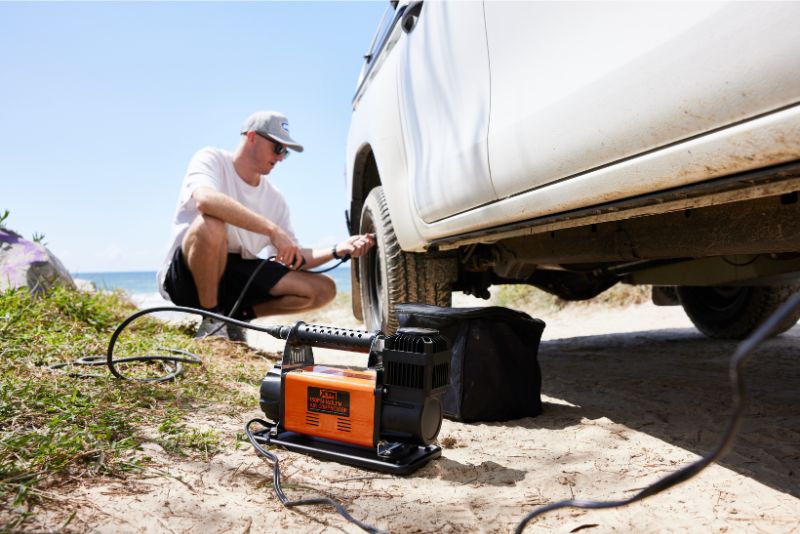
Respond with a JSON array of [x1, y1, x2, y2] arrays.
[[72, 266, 353, 310]]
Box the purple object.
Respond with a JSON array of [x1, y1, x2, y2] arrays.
[[0, 228, 74, 293]]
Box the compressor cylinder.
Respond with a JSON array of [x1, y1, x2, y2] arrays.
[[378, 327, 450, 445]]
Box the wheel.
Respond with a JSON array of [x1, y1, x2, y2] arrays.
[[677, 284, 800, 340], [359, 187, 456, 333]]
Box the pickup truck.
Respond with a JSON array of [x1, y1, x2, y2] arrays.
[[345, 1, 800, 338]]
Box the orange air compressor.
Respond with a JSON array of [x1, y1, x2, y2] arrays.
[[255, 322, 450, 474]]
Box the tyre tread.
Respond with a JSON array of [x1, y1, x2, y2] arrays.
[[361, 187, 455, 333], [678, 283, 800, 340]]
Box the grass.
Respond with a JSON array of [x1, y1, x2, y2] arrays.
[[0, 286, 273, 532], [0, 279, 651, 531], [491, 283, 652, 314]]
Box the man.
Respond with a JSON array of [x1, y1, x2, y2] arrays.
[[157, 111, 375, 340]]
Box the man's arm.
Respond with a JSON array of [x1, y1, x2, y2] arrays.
[[299, 233, 376, 270], [192, 187, 304, 269]]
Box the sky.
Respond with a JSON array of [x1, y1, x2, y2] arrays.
[[0, 1, 387, 273]]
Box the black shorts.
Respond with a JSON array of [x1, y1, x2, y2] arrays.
[[163, 247, 290, 320]]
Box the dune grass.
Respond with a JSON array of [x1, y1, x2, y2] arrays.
[[0, 286, 272, 531], [491, 283, 652, 314]]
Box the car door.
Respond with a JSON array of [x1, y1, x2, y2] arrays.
[[483, 2, 800, 207], [397, 1, 496, 224]]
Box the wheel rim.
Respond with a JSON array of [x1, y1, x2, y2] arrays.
[[365, 244, 385, 331], [361, 211, 386, 332]]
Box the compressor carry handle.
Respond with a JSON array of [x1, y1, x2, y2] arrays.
[[264, 321, 381, 353]]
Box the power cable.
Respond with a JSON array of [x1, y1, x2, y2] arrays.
[[245, 419, 388, 534], [48, 254, 384, 532], [514, 289, 800, 533], [48, 250, 800, 532], [50, 256, 350, 381]]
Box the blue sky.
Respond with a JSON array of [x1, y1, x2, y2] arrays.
[[0, 1, 387, 273]]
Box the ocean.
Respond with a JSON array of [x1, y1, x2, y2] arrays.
[[72, 265, 352, 310]]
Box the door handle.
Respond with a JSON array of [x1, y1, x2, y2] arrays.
[[401, 1, 424, 34]]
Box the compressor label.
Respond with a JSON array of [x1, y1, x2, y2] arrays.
[[307, 387, 350, 417]]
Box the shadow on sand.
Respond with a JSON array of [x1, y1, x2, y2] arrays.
[[487, 325, 800, 498]]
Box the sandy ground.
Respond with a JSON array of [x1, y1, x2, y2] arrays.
[[55, 295, 798, 533]]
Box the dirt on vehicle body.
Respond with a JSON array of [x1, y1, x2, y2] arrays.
[[345, 1, 800, 338]]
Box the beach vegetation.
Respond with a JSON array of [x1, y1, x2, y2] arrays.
[[0, 285, 272, 531], [31, 232, 47, 246], [492, 283, 652, 313]]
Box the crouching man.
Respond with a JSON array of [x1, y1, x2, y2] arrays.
[[156, 111, 374, 340]]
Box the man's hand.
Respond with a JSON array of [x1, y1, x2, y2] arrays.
[[299, 234, 376, 271], [271, 227, 304, 270], [193, 188, 305, 268], [336, 233, 376, 259]]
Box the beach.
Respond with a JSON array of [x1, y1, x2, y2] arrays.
[[72, 266, 353, 311], [55, 288, 800, 533]]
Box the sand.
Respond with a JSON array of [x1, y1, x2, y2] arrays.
[[53, 295, 799, 533]]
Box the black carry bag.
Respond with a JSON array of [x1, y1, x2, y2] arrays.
[[395, 303, 546, 422]]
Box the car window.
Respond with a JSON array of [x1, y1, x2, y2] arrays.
[[367, 6, 396, 62], [354, 3, 405, 100]]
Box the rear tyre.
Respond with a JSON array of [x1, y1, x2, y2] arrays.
[[677, 284, 800, 340], [359, 187, 455, 333]]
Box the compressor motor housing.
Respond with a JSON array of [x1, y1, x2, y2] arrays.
[[258, 322, 450, 473]]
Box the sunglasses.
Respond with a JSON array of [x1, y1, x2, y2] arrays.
[[255, 132, 290, 158]]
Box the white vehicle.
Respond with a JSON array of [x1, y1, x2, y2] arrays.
[[345, 1, 800, 338]]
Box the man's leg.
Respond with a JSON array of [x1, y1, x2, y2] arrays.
[[252, 271, 336, 317], [181, 214, 228, 309]]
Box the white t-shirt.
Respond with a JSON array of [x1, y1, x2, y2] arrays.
[[157, 147, 297, 298]]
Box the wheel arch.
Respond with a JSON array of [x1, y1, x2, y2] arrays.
[[349, 144, 382, 235], [348, 144, 382, 322]]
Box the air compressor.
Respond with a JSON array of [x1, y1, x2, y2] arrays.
[[252, 321, 451, 474]]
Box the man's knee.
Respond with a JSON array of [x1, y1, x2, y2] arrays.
[[292, 274, 336, 309], [267, 272, 336, 311], [184, 214, 227, 252], [314, 276, 336, 306]]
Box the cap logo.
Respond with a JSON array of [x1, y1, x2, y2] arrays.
[[281, 121, 290, 133]]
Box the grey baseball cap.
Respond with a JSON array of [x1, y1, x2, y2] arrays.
[[240, 111, 304, 152]]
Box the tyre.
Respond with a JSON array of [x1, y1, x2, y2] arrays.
[[677, 284, 800, 340], [359, 187, 456, 333]]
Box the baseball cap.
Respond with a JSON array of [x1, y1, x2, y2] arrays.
[[240, 111, 304, 153]]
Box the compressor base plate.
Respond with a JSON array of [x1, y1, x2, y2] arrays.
[[252, 428, 441, 475]]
